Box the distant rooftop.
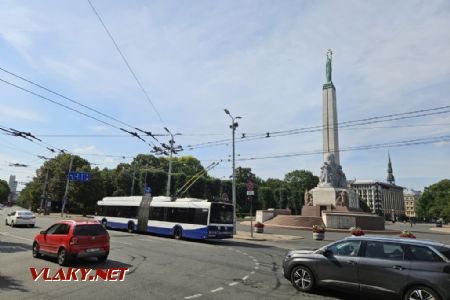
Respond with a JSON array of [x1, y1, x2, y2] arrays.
[[349, 180, 404, 189]]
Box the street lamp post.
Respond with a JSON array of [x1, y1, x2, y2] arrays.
[[224, 109, 241, 235]]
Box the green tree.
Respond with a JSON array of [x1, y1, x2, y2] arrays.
[[284, 170, 319, 213], [0, 179, 10, 203], [32, 154, 91, 211], [68, 167, 104, 216], [417, 179, 450, 221], [358, 196, 372, 213], [259, 187, 276, 209], [17, 181, 41, 209], [204, 178, 221, 200], [274, 188, 289, 209], [235, 167, 257, 184]]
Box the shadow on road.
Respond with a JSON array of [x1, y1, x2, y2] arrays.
[[36, 256, 134, 270], [302, 288, 398, 300], [0, 274, 29, 292], [0, 241, 32, 253]]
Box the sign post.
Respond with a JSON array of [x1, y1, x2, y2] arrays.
[[246, 181, 255, 237]]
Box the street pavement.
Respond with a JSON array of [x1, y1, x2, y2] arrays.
[[0, 206, 448, 300]]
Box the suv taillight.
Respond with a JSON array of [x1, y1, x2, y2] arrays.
[[70, 236, 79, 245]]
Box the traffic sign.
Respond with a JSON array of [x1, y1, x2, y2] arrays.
[[145, 186, 152, 194], [69, 172, 90, 182], [246, 181, 254, 191], [246, 191, 255, 196]]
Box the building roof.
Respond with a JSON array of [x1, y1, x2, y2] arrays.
[[403, 188, 421, 196], [350, 180, 404, 189]]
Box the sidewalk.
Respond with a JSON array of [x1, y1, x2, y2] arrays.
[[36, 213, 93, 220], [429, 225, 450, 234], [233, 230, 304, 242], [240, 221, 401, 234]]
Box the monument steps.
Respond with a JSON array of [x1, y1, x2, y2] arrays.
[[264, 215, 323, 227]]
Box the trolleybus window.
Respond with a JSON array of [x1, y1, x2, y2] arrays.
[[102, 206, 138, 218], [210, 203, 233, 224]]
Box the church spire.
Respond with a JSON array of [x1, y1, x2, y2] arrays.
[[387, 153, 395, 185]]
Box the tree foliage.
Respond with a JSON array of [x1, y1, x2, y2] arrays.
[[0, 179, 10, 203], [416, 179, 450, 221], [15, 153, 327, 216]]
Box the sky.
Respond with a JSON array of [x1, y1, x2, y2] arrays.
[[0, 0, 449, 193]]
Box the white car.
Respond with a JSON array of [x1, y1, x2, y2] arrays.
[[5, 210, 36, 227]]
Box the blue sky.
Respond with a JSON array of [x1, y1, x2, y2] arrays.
[[0, 0, 449, 192]]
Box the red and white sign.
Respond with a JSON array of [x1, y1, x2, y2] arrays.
[[30, 267, 129, 282]]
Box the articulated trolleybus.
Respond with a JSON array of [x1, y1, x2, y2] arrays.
[[94, 196, 233, 240]]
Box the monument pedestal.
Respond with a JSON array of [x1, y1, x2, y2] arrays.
[[311, 186, 358, 209]]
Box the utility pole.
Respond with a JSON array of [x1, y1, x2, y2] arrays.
[[166, 137, 174, 196], [130, 164, 136, 196], [164, 127, 181, 197], [61, 155, 74, 217], [143, 168, 148, 196], [40, 169, 49, 215], [224, 109, 241, 235]]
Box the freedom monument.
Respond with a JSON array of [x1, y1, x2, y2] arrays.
[[301, 50, 384, 230], [257, 51, 384, 230]]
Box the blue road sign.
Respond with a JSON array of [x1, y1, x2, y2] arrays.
[[69, 172, 90, 182], [145, 186, 152, 194]]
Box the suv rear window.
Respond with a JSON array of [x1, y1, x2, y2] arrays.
[[438, 246, 450, 260], [408, 245, 442, 262], [74, 224, 107, 236]]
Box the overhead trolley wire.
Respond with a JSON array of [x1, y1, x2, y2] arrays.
[[87, 0, 165, 124], [185, 105, 450, 150]]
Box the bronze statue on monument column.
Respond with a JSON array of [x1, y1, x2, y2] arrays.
[[326, 49, 332, 83]]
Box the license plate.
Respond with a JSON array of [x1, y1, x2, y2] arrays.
[[86, 248, 100, 253]]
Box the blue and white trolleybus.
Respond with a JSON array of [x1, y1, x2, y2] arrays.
[[94, 196, 233, 240]]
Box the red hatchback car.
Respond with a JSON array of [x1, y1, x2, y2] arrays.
[[33, 220, 110, 265]]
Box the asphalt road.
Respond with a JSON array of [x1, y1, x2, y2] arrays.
[[1, 207, 448, 300]]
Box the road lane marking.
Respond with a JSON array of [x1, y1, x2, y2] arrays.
[[210, 287, 223, 293], [255, 266, 259, 270], [112, 241, 132, 245], [250, 271, 255, 274], [242, 275, 249, 281], [229, 282, 239, 286], [184, 294, 202, 299]]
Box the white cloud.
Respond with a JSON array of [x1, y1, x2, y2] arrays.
[[0, 105, 46, 122]]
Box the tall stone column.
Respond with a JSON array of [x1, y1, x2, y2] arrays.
[[322, 49, 340, 165], [322, 82, 340, 165]]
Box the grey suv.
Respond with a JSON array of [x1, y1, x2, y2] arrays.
[[283, 236, 450, 300]]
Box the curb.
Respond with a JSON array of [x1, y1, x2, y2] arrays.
[[240, 221, 401, 234]]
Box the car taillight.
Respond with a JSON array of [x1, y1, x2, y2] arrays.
[[70, 236, 79, 245]]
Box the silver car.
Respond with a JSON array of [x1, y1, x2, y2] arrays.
[[5, 210, 36, 227], [283, 236, 450, 300]]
